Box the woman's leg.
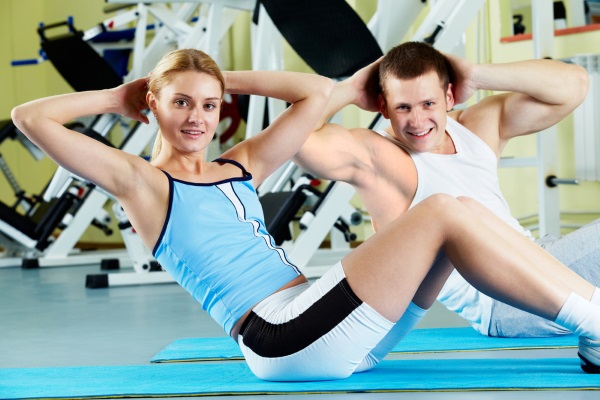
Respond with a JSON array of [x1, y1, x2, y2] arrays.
[[355, 254, 453, 373], [341, 194, 569, 323]]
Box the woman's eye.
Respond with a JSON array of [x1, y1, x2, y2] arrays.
[[175, 100, 188, 107], [204, 103, 216, 110]]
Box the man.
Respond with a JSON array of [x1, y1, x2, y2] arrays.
[[294, 41, 600, 338]]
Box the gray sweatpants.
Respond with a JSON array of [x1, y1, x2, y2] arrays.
[[487, 218, 600, 338]]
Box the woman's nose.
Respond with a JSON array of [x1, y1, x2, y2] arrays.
[[188, 106, 203, 124]]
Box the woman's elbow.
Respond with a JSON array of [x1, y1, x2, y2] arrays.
[[11, 103, 40, 141], [11, 105, 24, 126]]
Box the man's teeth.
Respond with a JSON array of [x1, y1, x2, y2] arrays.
[[411, 129, 429, 137]]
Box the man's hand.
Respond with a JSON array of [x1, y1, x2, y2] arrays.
[[348, 56, 383, 112], [444, 52, 478, 105]]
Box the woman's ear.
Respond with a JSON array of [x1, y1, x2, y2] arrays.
[[146, 92, 157, 112]]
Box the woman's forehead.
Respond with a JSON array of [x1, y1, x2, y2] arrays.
[[161, 71, 223, 98]]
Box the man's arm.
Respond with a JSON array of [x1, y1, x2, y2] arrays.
[[294, 59, 381, 183], [449, 54, 589, 152]]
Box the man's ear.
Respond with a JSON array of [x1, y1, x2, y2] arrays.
[[446, 83, 455, 112], [377, 94, 389, 119]]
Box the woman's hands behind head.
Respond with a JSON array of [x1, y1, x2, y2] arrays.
[[111, 77, 151, 124]]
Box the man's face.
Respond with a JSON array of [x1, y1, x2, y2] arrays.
[[379, 70, 454, 154]]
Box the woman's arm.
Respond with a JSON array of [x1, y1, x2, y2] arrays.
[[11, 78, 151, 199], [222, 70, 334, 186]]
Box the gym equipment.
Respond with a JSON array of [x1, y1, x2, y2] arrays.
[[38, 19, 124, 91], [0, 120, 48, 213], [258, 0, 382, 78], [83, 1, 255, 287], [239, 0, 383, 277], [3, 17, 155, 269], [0, 120, 117, 268]]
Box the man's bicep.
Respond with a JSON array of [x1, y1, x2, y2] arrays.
[[500, 92, 574, 141]]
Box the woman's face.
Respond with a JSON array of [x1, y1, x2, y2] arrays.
[[148, 71, 223, 156]]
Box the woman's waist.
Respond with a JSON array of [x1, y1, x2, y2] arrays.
[[231, 275, 308, 341]]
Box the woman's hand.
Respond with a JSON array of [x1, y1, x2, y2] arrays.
[[110, 77, 150, 124]]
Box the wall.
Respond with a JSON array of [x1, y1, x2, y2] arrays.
[[3, 0, 600, 248], [484, 0, 600, 235], [1, 0, 121, 244]]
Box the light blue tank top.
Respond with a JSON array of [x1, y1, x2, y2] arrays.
[[152, 158, 302, 335]]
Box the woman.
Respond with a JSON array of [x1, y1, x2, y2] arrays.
[[12, 48, 600, 381]]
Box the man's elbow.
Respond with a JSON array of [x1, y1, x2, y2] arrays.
[[570, 64, 590, 107]]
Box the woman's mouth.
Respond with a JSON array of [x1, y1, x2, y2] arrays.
[[181, 129, 203, 136]]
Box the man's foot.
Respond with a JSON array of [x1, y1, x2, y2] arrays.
[[578, 336, 600, 373]]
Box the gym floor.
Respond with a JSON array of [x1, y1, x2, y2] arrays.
[[0, 261, 593, 399]]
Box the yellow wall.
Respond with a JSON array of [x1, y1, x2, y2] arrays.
[[3, 0, 600, 247], [2, 0, 120, 243], [484, 0, 600, 235]]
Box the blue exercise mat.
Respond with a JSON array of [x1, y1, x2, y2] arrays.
[[1, 358, 598, 399], [151, 327, 577, 363]]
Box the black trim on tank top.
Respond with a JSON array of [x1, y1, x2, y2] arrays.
[[213, 158, 251, 177]]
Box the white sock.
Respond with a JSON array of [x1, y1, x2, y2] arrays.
[[554, 292, 600, 340], [591, 287, 600, 306]]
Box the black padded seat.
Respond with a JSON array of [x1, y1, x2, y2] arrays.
[[0, 120, 16, 143], [257, 0, 383, 78], [260, 190, 308, 245], [0, 201, 38, 240], [38, 21, 123, 92], [0, 192, 76, 250]]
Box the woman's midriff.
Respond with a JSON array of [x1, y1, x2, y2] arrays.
[[230, 274, 308, 341]]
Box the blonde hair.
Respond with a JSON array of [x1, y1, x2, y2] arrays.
[[149, 49, 225, 160]]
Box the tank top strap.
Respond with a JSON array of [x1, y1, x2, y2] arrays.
[[213, 158, 251, 177], [159, 169, 174, 180]]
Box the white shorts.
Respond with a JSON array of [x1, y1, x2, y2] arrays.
[[237, 262, 394, 381]]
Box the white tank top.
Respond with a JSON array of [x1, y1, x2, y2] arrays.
[[379, 116, 532, 334]]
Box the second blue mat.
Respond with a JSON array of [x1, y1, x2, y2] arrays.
[[151, 327, 577, 363]]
